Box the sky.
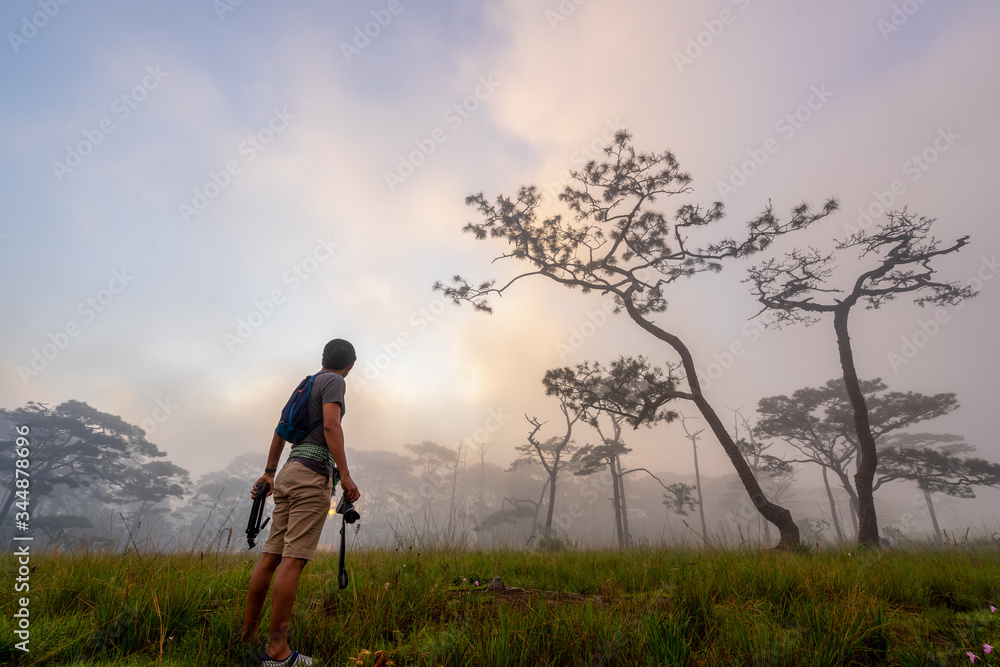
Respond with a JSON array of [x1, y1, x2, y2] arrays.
[[2, 0, 999, 528]]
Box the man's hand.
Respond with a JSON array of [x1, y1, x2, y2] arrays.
[[340, 473, 361, 503], [251, 473, 275, 498]]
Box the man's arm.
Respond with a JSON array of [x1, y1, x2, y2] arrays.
[[323, 402, 360, 502], [251, 431, 285, 498]]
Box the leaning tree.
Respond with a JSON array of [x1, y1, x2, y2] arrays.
[[436, 131, 840, 547], [747, 211, 976, 548]]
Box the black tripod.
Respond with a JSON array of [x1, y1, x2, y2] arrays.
[[246, 481, 271, 549]]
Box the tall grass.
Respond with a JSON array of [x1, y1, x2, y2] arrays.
[[1, 542, 998, 665]]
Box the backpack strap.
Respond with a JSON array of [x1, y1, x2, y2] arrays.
[[306, 370, 334, 434]]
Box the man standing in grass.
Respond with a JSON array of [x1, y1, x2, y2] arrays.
[[241, 339, 362, 667]]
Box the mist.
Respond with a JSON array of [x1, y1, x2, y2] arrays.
[[2, 0, 999, 551]]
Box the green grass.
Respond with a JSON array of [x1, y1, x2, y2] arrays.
[[1, 545, 998, 665]]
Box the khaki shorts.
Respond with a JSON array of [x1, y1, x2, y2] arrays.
[[262, 460, 332, 561]]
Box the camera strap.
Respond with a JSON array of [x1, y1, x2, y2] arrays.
[[338, 514, 349, 589]]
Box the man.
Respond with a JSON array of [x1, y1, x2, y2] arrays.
[[241, 338, 362, 666]]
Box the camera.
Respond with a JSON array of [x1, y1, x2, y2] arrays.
[[335, 494, 360, 524]]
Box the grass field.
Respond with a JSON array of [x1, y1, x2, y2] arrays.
[[1, 542, 998, 666]]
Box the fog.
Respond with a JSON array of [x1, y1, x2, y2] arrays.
[[2, 0, 999, 550]]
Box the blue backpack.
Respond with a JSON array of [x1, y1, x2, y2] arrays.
[[275, 371, 331, 443]]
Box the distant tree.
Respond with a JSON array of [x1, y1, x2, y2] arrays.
[[476, 478, 550, 543], [403, 440, 465, 538], [0, 400, 190, 532], [877, 433, 1000, 542], [473, 440, 494, 513], [436, 131, 839, 547], [176, 450, 262, 548], [677, 415, 709, 541], [662, 482, 698, 517], [572, 415, 633, 546], [746, 210, 976, 546], [404, 441, 459, 477], [545, 356, 680, 547], [33, 514, 93, 545], [351, 449, 416, 539], [754, 379, 992, 542], [510, 392, 582, 539]]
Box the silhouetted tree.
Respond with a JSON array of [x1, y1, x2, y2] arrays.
[[755, 379, 982, 543], [747, 210, 976, 546], [545, 356, 680, 546], [436, 131, 839, 547], [677, 415, 709, 541], [510, 394, 581, 539], [877, 433, 1000, 542], [572, 415, 633, 546], [0, 400, 189, 532], [662, 483, 698, 516], [403, 440, 465, 538]]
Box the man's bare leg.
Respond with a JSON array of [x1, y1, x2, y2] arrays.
[[241, 552, 283, 644], [264, 556, 309, 661]]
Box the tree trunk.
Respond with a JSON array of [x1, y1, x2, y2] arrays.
[[922, 486, 943, 543], [833, 306, 880, 548], [531, 479, 550, 542], [822, 467, 846, 543], [479, 458, 486, 510], [544, 457, 559, 538], [616, 454, 632, 547], [448, 445, 462, 536], [693, 393, 798, 547], [691, 432, 708, 542], [622, 300, 801, 548], [831, 465, 860, 539], [610, 459, 624, 547]]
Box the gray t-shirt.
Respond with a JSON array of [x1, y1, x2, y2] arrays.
[[286, 371, 346, 477]]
